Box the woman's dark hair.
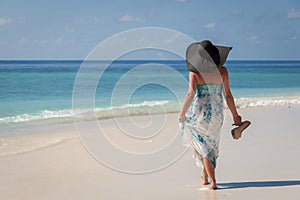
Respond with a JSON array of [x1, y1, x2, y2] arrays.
[[199, 40, 220, 65]]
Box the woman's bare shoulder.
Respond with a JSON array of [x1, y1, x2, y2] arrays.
[[189, 71, 204, 85], [189, 71, 200, 80], [219, 66, 228, 77], [219, 66, 228, 72]]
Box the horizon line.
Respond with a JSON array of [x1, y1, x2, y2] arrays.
[[0, 59, 300, 62]]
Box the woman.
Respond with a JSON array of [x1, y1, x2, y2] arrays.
[[179, 40, 242, 190]]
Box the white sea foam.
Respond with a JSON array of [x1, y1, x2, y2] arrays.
[[0, 109, 75, 124], [0, 96, 299, 125], [234, 96, 300, 108], [0, 100, 172, 125], [95, 100, 170, 110]]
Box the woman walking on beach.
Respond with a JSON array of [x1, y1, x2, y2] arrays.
[[179, 40, 242, 190]]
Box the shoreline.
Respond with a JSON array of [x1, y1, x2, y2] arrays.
[[0, 105, 300, 199], [1, 94, 300, 132], [0, 105, 298, 156]]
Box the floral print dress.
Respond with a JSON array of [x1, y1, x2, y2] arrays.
[[182, 84, 224, 168]]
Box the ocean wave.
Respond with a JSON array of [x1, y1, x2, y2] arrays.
[[234, 95, 300, 108], [0, 109, 75, 124], [0, 100, 176, 125], [1, 96, 300, 125]]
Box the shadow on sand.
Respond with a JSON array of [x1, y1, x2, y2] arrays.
[[218, 180, 300, 190]]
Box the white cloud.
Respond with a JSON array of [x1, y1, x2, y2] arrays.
[[247, 36, 258, 41], [40, 38, 63, 45], [0, 18, 12, 26], [203, 23, 215, 29], [18, 38, 64, 46], [18, 38, 36, 45], [78, 17, 104, 24], [246, 36, 263, 44], [175, 0, 187, 2], [119, 14, 146, 23], [65, 27, 74, 32], [92, 17, 104, 24], [287, 34, 297, 41], [14, 18, 27, 24], [231, 10, 242, 16], [288, 8, 300, 19]]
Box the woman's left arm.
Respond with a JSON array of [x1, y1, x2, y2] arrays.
[[179, 72, 197, 121]]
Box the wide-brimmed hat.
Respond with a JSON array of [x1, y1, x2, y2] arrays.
[[186, 40, 232, 73]]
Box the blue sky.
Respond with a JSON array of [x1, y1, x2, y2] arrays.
[[0, 0, 299, 60]]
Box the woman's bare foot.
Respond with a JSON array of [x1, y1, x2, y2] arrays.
[[209, 178, 217, 190], [201, 176, 209, 185]]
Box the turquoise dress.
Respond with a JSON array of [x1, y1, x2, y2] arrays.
[[183, 84, 224, 168]]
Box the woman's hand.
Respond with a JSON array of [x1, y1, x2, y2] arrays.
[[233, 115, 242, 126], [179, 114, 186, 122]]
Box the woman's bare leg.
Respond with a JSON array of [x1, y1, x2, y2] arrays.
[[201, 167, 209, 185], [203, 157, 217, 189], [194, 150, 209, 185]]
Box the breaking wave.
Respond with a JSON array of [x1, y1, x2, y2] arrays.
[[1, 96, 300, 125]]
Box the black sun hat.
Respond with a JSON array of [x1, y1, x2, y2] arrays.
[[186, 40, 232, 73]]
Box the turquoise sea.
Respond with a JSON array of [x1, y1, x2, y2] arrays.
[[1, 60, 300, 129]]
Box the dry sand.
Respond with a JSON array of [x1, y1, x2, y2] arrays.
[[0, 106, 300, 200]]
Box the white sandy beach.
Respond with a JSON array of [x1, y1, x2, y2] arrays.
[[1, 106, 300, 200]]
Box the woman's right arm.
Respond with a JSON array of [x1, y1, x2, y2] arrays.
[[221, 67, 242, 125], [179, 72, 197, 122]]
